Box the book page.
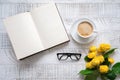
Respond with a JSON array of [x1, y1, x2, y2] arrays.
[[30, 3, 69, 49], [3, 12, 44, 59]]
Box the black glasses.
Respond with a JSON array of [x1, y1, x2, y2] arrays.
[[57, 53, 81, 61]]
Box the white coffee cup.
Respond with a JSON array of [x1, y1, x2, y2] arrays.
[[77, 18, 97, 39]]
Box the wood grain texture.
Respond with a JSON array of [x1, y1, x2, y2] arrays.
[[0, 1, 120, 80]]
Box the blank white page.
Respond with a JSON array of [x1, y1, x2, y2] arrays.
[[31, 3, 69, 49], [3, 12, 44, 60]]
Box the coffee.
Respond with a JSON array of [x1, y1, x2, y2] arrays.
[[77, 21, 93, 37]]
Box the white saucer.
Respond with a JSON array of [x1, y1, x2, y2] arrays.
[[70, 19, 97, 44]]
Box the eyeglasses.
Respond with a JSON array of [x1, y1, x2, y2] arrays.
[[57, 53, 82, 61]]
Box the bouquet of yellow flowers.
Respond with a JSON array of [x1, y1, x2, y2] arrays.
[[79, 43, 120, 80]]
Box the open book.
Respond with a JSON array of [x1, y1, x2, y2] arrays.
[[3, 3, 69, 60]]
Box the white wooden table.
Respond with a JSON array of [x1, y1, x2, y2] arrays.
[[0, 0, 120, 80]]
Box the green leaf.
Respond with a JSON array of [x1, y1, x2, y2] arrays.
[[112, 62, 120, 74], [102, 58, 110, 66], [79, 69, 94, 75], [85, 70, 99, 80], [84, 56, 92, 62], [104, 48, 117, 58], [105, 70, 116, 80]]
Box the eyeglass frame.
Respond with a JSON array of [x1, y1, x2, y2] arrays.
[[57, 53, 82, 61]]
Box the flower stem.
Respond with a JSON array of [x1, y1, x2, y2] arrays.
[[100, 74, 107, 80]]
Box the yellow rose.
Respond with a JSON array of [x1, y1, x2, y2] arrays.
[[104, 44, 111, 50], [91, 58, 100, 66], [86, 62, 94, 69], [89, 46, 97, 52], [108, 57, 114, 64], [99, 65, 109, 73], [99, 43, 111, 52], [87, 52, 96, 59], [97, 55, 104, 63]]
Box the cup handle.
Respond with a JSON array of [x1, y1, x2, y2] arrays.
[[93, 30, 98, 36]]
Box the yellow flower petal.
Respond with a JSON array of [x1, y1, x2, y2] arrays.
[[91, 58, 100, 66], [98, 55, 104, 63], [86, 62, 94, 69], [108, 57, 114, 64], [89, 46, 97, 52], [99, 65, 109, 73], [87, 52, 96, 59], [99, 43, 111, 52]]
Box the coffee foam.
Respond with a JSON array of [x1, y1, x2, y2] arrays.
[[77, 21, 93, 37]]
